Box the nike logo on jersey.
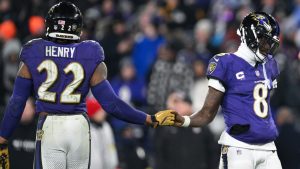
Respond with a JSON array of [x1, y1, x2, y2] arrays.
[[45, 46, 75, 58]]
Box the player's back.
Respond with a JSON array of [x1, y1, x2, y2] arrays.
[[20, 38, 104, 114]]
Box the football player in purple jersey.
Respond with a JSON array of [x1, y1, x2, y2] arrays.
[[0, 2, 175, 169], [173, 12, 282, 169]]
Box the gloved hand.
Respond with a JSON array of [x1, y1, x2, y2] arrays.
[[151, 110, 176, 128], [0, 144, 9, 169]]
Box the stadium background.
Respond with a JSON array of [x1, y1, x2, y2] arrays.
[[0, 0, 300, 169]]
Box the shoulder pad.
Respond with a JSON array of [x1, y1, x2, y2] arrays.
[[19, 38, 44, 62], [81, 40, 99, 46], [81, 40, 105, 63], [211, 53, 236, 65], [212, 53, 230, 61], [23, 38, 43, 48], [268, 58, 280, 80]]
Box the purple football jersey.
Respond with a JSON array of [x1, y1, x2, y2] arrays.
[[20, 38, 104, 114], [207, 53, 279, 144]]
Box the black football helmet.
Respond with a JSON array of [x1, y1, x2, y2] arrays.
[[237, 12, 280, 62], [45, 1, 83, 41]]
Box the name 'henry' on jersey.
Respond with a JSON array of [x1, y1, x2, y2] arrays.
[[206, 53, 280, 144], [20, 38, 105, 114]]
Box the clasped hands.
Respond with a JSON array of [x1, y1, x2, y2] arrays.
[[151, 110, 185, 128]]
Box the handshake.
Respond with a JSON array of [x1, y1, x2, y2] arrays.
[[150, 110, 187, 128]]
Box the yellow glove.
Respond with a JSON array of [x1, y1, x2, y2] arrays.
[[151, 110, 175, 128], [0, 144, 9, 169]]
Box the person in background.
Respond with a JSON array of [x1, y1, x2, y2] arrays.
[[147, 40, 193, 113], [86, 97, 118, 169], [275, 107, 300, 169], [0, 56, 4, 109], [190, 58, 208, 111], [154, 91, 218, 169], [132, 10, 165, 80], [110, 57, 147, 108], [193, 19, 215, 64], [147, 42, 178, 112], [2, 39, 21, 104], [271, 51, 300, 114], [114, 122, 149, 169], [190, 58, 225, 139], [101, 16, 133, 79], [110, 57, 150, 169]]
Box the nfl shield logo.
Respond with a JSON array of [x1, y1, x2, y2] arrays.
[[255, 70, 260, 77]]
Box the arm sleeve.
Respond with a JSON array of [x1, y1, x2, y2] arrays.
[[91, 80, 147, 125], [0, 77, 33, 139]]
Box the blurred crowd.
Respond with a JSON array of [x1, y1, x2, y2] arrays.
[[0, 0, 300, 169]]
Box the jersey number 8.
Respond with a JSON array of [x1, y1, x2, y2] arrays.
[[37, 60, 84, 104], [253, 83, 268, 118]]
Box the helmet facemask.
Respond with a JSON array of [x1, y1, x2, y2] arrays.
[[254, 26, 280, 62]]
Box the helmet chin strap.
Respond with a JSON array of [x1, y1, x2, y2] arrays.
[[238, 27, 269, 64], [254, 48, 267, 63], [240, 41, 267, 64]]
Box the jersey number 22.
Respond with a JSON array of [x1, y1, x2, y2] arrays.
[[37, 60, 84, 104]]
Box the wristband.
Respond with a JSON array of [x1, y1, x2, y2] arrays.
[[181, 116, 191, 127], [151, 115, 158, 122]]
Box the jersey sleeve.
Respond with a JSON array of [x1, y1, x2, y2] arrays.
[[268, 58, 280, 89], [19, 38, 41, 64], [206, 54, 228, 85], [91, 41, 105, 65], [19, 42, 32, 63], [269, 58, 280, 80]]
